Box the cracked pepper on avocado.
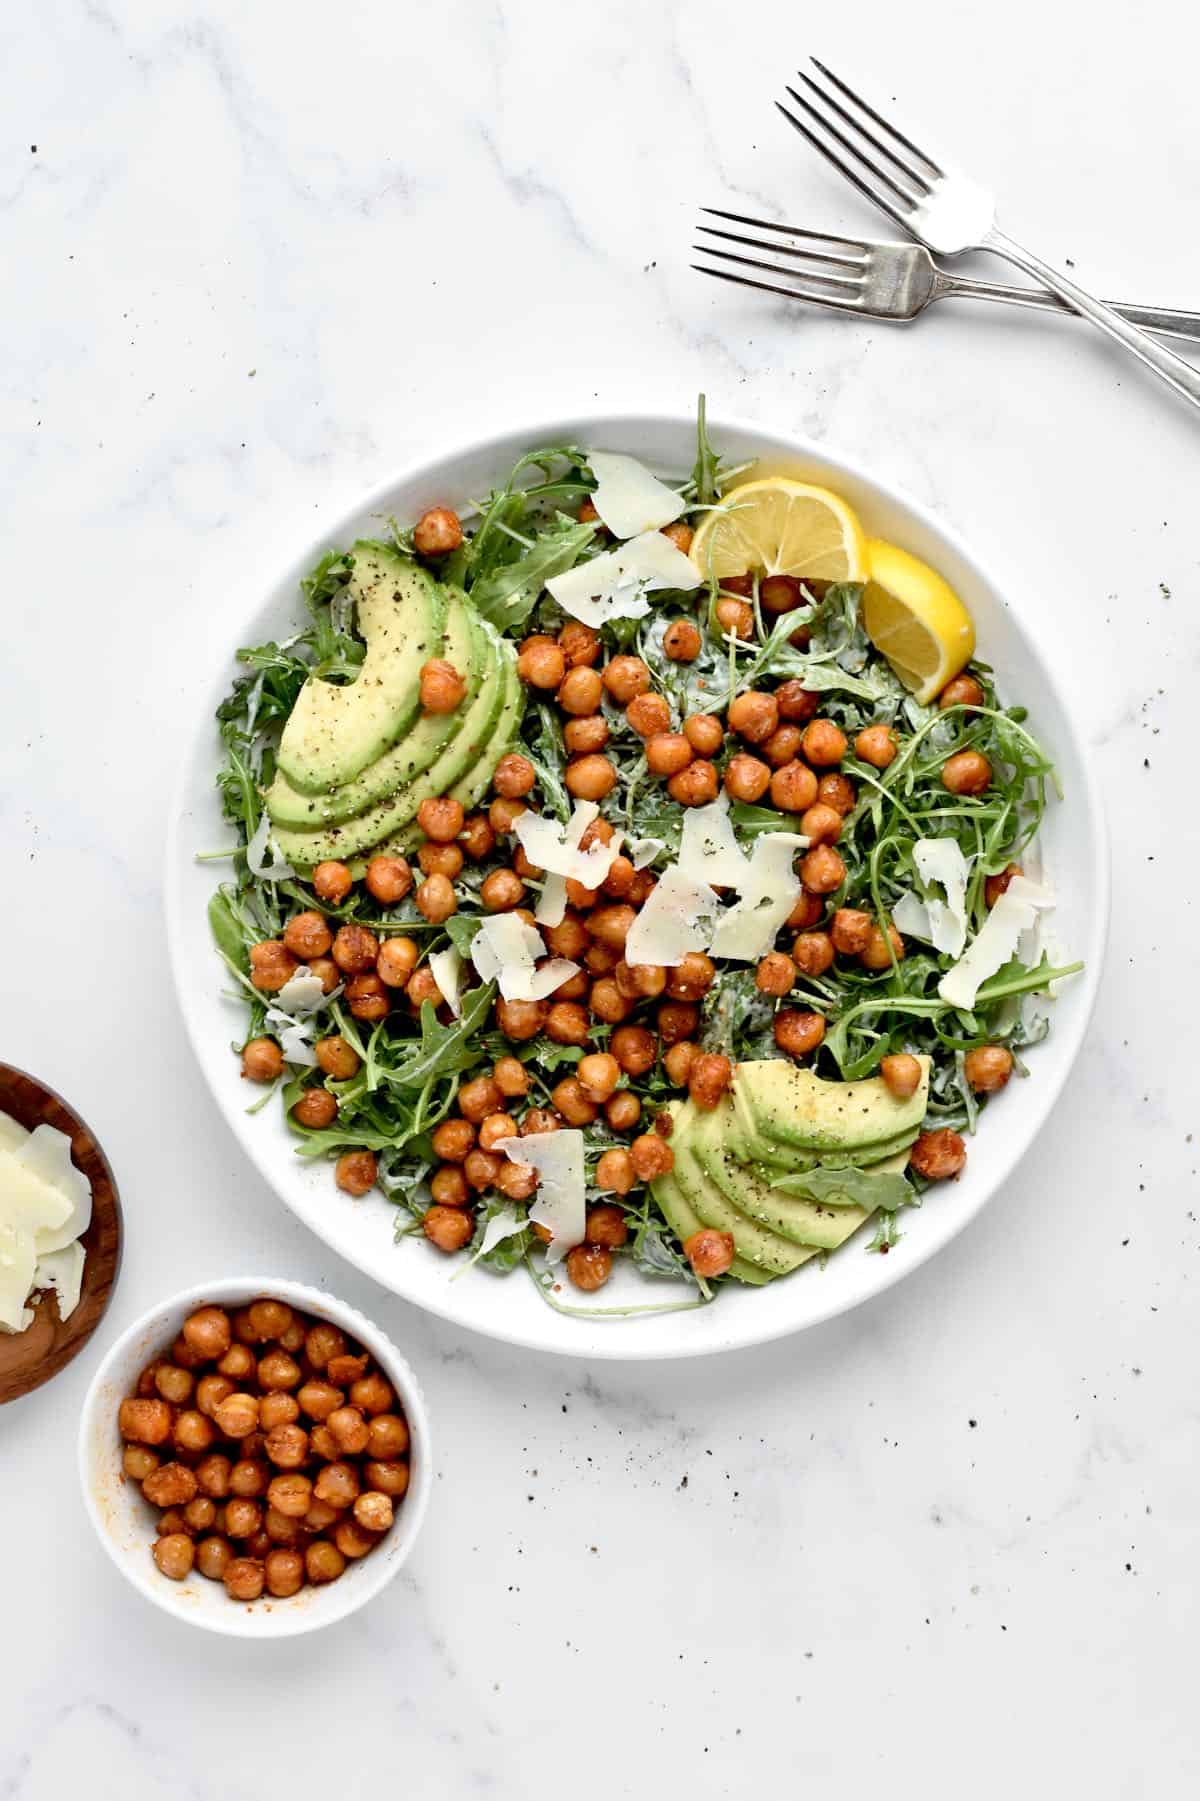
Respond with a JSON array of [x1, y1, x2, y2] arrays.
[[208, 401, 1082, 1315]]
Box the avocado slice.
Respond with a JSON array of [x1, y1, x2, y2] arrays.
[[266, 592, 484, 829], [650, 1168, 775, 1286], [726, 1083, 918, 1172], [388, 644, 526, 851], [271, 623, 514, 869], [671, 1105, 817, 1277], [690, 1109, 868, 1251], [733, 1057, 930, 1154], [277, 544, 446, 794]]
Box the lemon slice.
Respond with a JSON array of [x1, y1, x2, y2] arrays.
[[861, 539, 975, 705], [690, 477, 868, 584]]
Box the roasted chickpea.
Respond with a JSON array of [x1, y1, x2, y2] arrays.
[[367, 1413, 410, 1459], [311, 861, 353, 905], [249, 940, 298, 993], [611, 1024, 657, 1076], [860, 922, 904, 971], [195, 1536, 233, 1582], [261, 1547, 304, 1597], [800, 719, 847, 766], [964, 1045, 1014, 1093], [153, 1363, 192, 1408], [349, 1373, 393, 1418], [775, 679, 819, 723], [458, 814, 495, 863], [774, 1009, 826, 1059], [423, 1205, 474, 1253], [335, 1150, 377, 1196], [323, 1406, 368, 1456], [216, 1345, 254, 1385], [577, 1052, 621, 1102], [565, 1244, 612, 1291], [428, 1118, 472, 1165], [345, 971, 388, 1022], [799, 802, 843, 846], [220, 1556, 264, 1602], [153, 1534, 195, 1581], [296, 1382, 344, 1425], [416, 796, 464, 844], [143, 1463, 199, 1508], [791, 931, 835, 977], [657, 1001, 698, 1046], [661, 520, 694, 554], [688, 1053, 732, 1110], [985, 863, 1021, 908], [663, 1041, 699, 1086], [456, 1075, 501, 1124], [580, 1203, 627, 1251], [240, 1037, 284, 1084], [910, 1128, 967, 1181], [663, 619, 702, 661], [559, 620, 601, 666], [545, 1001, 590, 1046], [489, 795, 529, 834], [799, 844, 845, 895], [724, 752, 771, 803], [488, 754, 533, 801], [304, 1537, 346, 1585], [621, 693, 668, 742], [195, 1454, 233, 1498], [414, 505, 463, 556], [415, 872, 457, 924], [406, 960, 444, 1011], [496, 997, 546, 1041], [307, 1041, 357, 1093], [666, 952, 716, 1001], [214, 1393, 260, 1439], [292, 1087, 338, 1130], [419, 657, 466, 716], [266, 1472, 313, 1520], [516, 636, 566, 690], [941, 750, 992, 796], [728, 690, 779, 744], [681, 714, 722, 758], [119, 1399, 173, 1446], [363, 854, 413, 905], [329, 925, 376, 976], [228, 1457, 268, 1497], [786, 889, 824, 931], [558, 666, 605, 715], [605, 1090, 642, 1133], [827, 909, 869, 956], [939, 672, 985, 711], [312, 1460, 360, 1511], [614, 960, 666, 1000], [304, 1323, 346, 1370], [759, 573, 805, 614], [668, 760, 719, 806], [551, 1077, 597, 1127], [594, 1147, 637, 1195], [854, 724, 898, 769], [366, 943, 415, 995], [761, 724, 803, 769], [283, 910, 333, 961], [353, 1490, 395, 1534], [174, 1411, 215, 1455], [307, 956, 340, 995], [880, 1053, 922, 1099], [683, 1229, 735, 1278], [566, 754, 618, 800], [431, 1164, 469, 1208], [645, 733, 694, 779], [601, 655, 650, 704], [715, 596, 755, 640], [123, 1445, 160, 1482], [183, 1496, 217, 1533], [558, 716, 609, 764], [770, 760, 819, 813], [259, 1392, 299, 1432], [630, 1134, 674, 1181], [494, 1157, 538, 1201]]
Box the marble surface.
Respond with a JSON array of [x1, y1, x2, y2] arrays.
[[3, 2, 1198, 1793]]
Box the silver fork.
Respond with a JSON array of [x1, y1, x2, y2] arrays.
[[694, 209, 1200, 344], [775, 58, 1200, 411]]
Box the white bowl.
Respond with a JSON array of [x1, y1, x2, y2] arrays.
[[165, 411, 1108, 1361], [78, 1278, 432, 1637]]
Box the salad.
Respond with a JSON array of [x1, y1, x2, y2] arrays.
[[208, 401, 1082, 1315]]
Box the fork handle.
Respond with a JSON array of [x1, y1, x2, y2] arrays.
[[982, 229, 1200, 408], [933, 268, 1200, 346]]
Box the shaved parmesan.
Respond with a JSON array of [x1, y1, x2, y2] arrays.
[[709, 833, 807, 962], [479, 1207, 525, 1256], [0, 1223, 36, 1334], [515, 800, 622, 891], [493, 1130, 586, 1265], [893, 838, 973, 958], [275, 968, 330, 1014], [470, 912, 579, 1002], [628, 836, 666, 871], [938, 876, 1056, 1010], [35, 1240, 86, 1323], [246, 812, 294, 882], [624, 864, 721, 968], [0, 1149, 73, 1239], [0, 1114, 29, 1153], [546, 530, 702, 627], [677, 794, 750, 889], [534, 874, 568, 931], [587, 450, 686, 538], [429, 946, 465, 1018], [529, 802, 612, 929], [17, 1126, 92, 1254]]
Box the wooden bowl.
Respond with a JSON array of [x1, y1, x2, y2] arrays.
[[0, 1065, 122, 1404]]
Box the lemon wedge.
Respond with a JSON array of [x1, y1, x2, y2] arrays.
[[861, 539, 975, 705], [690, 477, 868, 585]]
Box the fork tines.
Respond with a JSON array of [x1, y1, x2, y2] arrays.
[[693, 207, 869, 312], [776, 57, 941, 231]]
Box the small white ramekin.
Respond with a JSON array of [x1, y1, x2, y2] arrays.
[[78, 1277, 431, 1638]]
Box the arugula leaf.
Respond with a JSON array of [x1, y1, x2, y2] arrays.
[[444, 914, 484, 956], [384, 982, 497, 1090], [773, 1164, 914, 1212], [690, 393, 721, 507], [469, 517, 595, 632]]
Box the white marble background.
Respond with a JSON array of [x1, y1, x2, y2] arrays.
[[3, 1, 1198, 1794]]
